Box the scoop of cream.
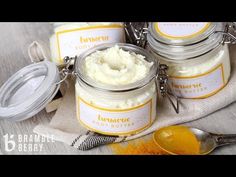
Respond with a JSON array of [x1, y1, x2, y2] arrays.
[[84, 45, 153, 85]]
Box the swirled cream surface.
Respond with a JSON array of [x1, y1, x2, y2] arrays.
[[84, 45, 154, 85]]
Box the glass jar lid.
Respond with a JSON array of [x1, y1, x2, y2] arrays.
[[148, 22, 224, 45], [74, 43, 158, 92], [147, 22, 226, 60], [0, 61, 60, 121]]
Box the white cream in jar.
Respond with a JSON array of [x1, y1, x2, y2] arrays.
[[50, 22, 125, 65], [75, 44, 158, 136], [147, 22, 232, 99], [83, 45, 153, 86]]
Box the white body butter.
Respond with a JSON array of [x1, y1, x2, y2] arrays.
[[75, 44, 157, 136], [84, 45, 154, 86], [154, 45, 231, 99], [147, 22, 231, 99]]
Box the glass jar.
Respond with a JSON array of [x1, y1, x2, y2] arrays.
[[145, 22, 234, 99], [50, 22, 126, 66], [74, 43, 158, 136], [0, 41, 177, 136]]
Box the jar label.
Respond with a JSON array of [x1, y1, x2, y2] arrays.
[[76, 97, 154, 136], [169, 64, 226, 98], [154, 22, 211, 39], [56, 24, 125, 63]]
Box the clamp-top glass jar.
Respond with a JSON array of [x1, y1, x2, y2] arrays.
[[0, 41, 177, 136], [126, 22, 236, 99], [74, 43, 158, 136]]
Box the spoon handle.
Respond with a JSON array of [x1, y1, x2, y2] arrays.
[[214, 134, 236, 146]]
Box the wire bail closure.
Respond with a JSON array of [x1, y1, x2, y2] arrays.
[[221, 22, 236, 44], [210, 22, 236, 45], [125, 22, 180, 113], [124, 22, 148, 48], [156, 64, 180, 114], [56, 56, 76, 85]]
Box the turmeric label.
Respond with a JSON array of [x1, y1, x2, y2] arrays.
[[168, 64, 225, 99], [55, 25, 125, 62]]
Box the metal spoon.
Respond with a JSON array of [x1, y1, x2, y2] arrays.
[[189, 127, 236, 155], [153, 126, 236, 155]]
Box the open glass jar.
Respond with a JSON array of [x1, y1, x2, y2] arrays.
[[50, 22, 126, 66], [125, 22, 236, 99], [74, 43, 158, 136], [1, 42, 174, 136]]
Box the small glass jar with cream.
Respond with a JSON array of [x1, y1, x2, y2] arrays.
[[125, 22, 236, 99], [74, 43, 158, 136], [50, 22, 126, 66], [1, 42, 177, 136]]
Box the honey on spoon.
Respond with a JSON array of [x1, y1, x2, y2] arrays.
[[153, 125, 236, 155]]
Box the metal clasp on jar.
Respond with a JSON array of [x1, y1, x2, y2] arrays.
[[27, 41, 77, 86], [124, 22, 149, 48], [125, 22, 180, 114], [155, 64, 180, 114], [219, 22, 236, 44], [56, 56, 76, 85]]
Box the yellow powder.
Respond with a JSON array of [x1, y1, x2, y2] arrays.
[[110, 126, 201, 155], [109, 137, 168, 155]]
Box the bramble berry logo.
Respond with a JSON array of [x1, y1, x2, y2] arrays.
[[3, 134, 15, 152], [3, 134, 55, 152]]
